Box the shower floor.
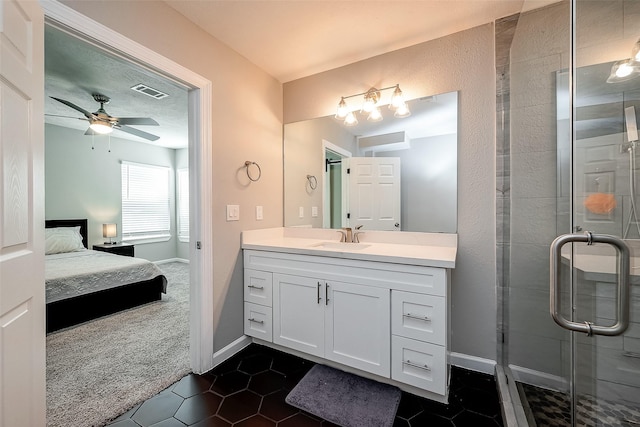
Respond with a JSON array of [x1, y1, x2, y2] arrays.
[[520, 383, 640, 426]]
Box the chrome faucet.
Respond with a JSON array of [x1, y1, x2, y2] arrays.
[[338, 227, 352, 242], [353, 225, 364, 243], [337, 226, 364, 243]]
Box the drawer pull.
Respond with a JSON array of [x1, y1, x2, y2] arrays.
[[247, 284, 264, 290], [248, 318, 264, 324], [403, 313, 431, 322], [403, 359, 431, 371]]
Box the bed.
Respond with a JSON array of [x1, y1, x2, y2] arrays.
[[45, 219, 167, 333]]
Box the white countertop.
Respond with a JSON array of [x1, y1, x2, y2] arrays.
[[241, 227, 457, 268]]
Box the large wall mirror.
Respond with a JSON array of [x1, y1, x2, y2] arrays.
[[284, 91, 458, 233]]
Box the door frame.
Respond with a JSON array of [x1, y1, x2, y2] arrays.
[[321, 139, 351, 229], [41, 1, 215, 373]]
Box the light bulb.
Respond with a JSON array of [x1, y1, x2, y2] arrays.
[[394, 102, 411, 118], [335, 97, 348, 119], [616, 61, 634, 78], [390, 85, 404, 109], [344, 111, 358, 126], [367, 107, 383, 122]]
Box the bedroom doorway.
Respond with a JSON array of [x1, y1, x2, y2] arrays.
[[42, 1, 215, 375]]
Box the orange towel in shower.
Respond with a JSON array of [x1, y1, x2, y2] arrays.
[[584, 193, 617, 214]]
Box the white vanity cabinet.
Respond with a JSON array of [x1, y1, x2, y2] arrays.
[[273, 273, 390, 377], [243, 247, 452, 402]]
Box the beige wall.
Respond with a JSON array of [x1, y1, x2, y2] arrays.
[[284, 24, 498, 360], [62, 0, 283, 352]]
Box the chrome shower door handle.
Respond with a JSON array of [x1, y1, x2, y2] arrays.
[[550, 232, 630, 336]]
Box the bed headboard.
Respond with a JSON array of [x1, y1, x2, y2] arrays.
[[45, 219, 89, 249]]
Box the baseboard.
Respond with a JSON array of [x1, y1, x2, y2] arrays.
[[212, 336, 252, 368], [509, 364, 567, 392], [450, 352, 497, 375], [155, 258, 190, 265]]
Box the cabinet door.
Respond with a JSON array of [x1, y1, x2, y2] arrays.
[[273, 274, 325, 357], [325, 281, 390, 377]]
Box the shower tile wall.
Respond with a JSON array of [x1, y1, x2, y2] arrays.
[[508, 1, 570, 386]]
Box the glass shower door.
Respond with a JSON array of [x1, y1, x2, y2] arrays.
[[556, 1, 640, 425]]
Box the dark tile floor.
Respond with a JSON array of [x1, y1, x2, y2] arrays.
[[107, 344, 503, 427]]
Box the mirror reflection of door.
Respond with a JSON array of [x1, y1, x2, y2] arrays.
[[347, 157, 401, 230], [322, 140, 351, 228]]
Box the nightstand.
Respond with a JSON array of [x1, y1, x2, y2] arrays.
[[93, 243, 135, 257]]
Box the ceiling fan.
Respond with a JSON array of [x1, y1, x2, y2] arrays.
[[49, 93, 160, 141]]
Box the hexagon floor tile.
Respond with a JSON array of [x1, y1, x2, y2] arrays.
[[107, 344, 503, 426]]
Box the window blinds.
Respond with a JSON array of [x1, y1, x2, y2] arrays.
[[121, 161, 170, 238]]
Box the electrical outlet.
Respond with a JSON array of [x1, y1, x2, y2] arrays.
[[312, 206, 318, 217], [226, 204, 240, 221], [299, 207, 304, 218], [256, 206, 263, 220]]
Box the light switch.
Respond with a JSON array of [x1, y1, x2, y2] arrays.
[[226, 204, 240, 221], [312, 206, 318, 217], [256, 206, 263, 220], [299, 207, 304, 218]]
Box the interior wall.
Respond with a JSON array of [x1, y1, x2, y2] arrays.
[[377, 133, 457, 233], [61, 0, 283, 353], [284, 116, 356, 228], [284, 24, 497, 361], [45, 123, 178, 261]]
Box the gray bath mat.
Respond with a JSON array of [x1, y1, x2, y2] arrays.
[[285, 364, 401, 427]]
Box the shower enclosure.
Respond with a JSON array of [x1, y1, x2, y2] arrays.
[[502, 0, 640, 425]]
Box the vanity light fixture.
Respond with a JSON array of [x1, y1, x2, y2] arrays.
[[334, 84, 410, 126]]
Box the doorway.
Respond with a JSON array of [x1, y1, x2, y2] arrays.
[[42, 1, 215, 373], [322, 140, 351, 229]]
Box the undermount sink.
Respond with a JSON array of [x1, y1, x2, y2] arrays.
[[310, 241, 371, 251]]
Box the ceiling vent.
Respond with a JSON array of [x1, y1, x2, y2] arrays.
[[130, 83, 169, 100], [358, 131, 411, 153]]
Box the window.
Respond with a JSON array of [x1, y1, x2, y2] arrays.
[[121, 161, 170, 242], [177, 168, 189, 242]]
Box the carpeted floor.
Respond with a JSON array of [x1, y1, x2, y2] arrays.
[[46, 261, 191, 427]]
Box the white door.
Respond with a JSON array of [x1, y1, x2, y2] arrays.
[[0, 1, 46, 426], [324, 281, 390, 377], [347, 157, 401, 230], [273, 274, 324, 357]]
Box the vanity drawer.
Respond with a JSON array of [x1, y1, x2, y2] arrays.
[[244, 302, 272, 341], [392, 291, 445, 345], [244, 269, 273, 307], [391, 335, 446, 395]]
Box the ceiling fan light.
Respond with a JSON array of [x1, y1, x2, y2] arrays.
[[89, 120, 113, 134]]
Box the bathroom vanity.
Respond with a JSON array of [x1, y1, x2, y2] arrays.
[[241, 227, 457, 403]]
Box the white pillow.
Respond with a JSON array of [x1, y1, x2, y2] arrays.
[[45, 226, 85, 255]]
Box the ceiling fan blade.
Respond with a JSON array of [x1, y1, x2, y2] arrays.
[[116, 117, 159, 126], [45, 113, 88, 121], [115, 124, 160, 141], [50, 96, 94, 119]]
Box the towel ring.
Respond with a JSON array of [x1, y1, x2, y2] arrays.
[[245, 161, 262, 182], [307, 174, 317, 190]]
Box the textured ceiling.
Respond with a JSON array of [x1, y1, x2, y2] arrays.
[[45, 25, 189, 149], [44, 1, 558, 149]]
